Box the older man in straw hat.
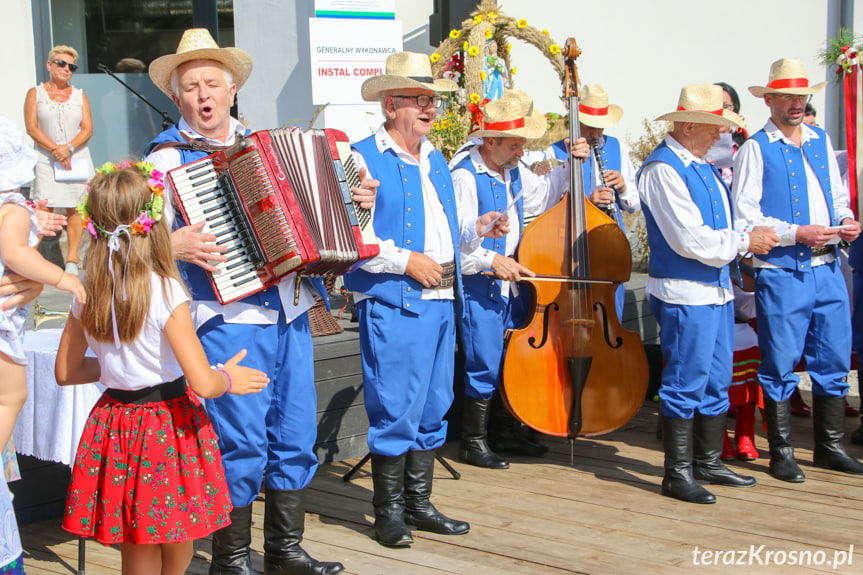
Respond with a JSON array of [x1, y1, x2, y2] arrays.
[[344, 51, 508, 548], [733, 58, 863, 483], [450, 90, 586, 469], [638, 84, 780, 504], [144, 29, 363, 575]]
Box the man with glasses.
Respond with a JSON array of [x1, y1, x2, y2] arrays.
[[733, 58, 863, 483], [345, 51, 508, 548]]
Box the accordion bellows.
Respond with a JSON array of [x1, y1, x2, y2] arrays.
[[168, 128, 379, 304]]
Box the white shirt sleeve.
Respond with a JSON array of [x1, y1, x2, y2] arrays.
[[639, 161, 748, 268], [617, 140, 641, 213], [824, 132, 854, 222], [452, 167, 496, 275]]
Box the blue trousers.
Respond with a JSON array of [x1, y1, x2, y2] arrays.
[[201, 312, 319, 506], [357, 298, 455, 456], [649, 296, 734, 418], [755, 262, 850, 401], [852, 270, 863, 354], [459, 289, 523, 400]]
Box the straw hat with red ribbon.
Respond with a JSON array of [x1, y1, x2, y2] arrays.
[[577, 84, 623, 129], [656, 84, 745, 130], [468, 92, 547, 140], [149, 28, 253, 97], [749, 58, 826, 97], [361, 52, 457, 102]]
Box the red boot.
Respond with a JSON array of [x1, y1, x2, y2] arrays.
[[721, 427, 736, 460], [735, 402, 759, 461], [789, 387, 811, 417]]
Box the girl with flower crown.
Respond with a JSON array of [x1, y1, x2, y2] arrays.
[[55, 162, 270, 574]]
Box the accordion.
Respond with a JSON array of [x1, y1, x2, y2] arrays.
[[167, 128, 378, 304]]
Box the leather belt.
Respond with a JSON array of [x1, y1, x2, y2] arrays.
[[810, 246, 835, 258], [428, 260, 456, 289], [106, 376, 187, 405]]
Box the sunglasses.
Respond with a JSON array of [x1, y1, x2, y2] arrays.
[[51, 59, 78, 72]]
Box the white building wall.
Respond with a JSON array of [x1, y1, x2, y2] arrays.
[[237, 0, 847, 146], [1, 1, 37, 135]]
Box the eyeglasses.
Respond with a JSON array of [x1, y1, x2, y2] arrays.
[[51, 59, 78, 72], [774, 93, 812, 104], [393, 94, 442, 108]]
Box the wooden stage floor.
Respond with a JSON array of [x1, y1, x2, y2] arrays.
[[17, 398, 863, 574]]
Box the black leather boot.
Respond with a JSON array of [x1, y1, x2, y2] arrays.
[[488, 393, 547, 457], [692, 413, 756, 487], [763, 397, 805, 482], [459, 397, 509, 469], [210, 505, 261, 575], [404, 449, 470, 535], [370, 453, 413, 547], [853, 368, 863, 446], [812, 395, 863, 474], [660, 417, 716, 504], [262, 488, 344, 575]]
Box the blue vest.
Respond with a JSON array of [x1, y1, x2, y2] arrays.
[[144, 124, 327, 308], [344, 135, 462, 315], [639, 141, 733, 289], [453, 156, 523, 302], [750, 127, 836, 271]]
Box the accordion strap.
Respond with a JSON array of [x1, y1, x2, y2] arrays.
[[149, 133, 233, 154]]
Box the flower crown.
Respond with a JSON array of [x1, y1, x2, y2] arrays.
[[77, 161, 165, 238]]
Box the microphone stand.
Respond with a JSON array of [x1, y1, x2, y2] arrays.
[[97, 63, 175, 131]]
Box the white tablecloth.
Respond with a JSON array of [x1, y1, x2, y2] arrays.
[[12, 329, 103, 466]]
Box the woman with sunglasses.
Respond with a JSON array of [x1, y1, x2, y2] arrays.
[[24, 45, 94, 276]]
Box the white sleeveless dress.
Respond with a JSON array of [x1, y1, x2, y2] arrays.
[[30, 84, 95, 208]]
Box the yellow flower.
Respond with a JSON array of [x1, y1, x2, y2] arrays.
[[517, 18, 528, 28], [449, 29, 460, 39], [470, 92, 481, 104], [511, 67, 517, 75], [506, 43, 512, 53], [485, 28, 493, 40], [542, 29, 550, 36], [468, 46, 480, 57], [488, 12, 497, 19], [473, 15, 483, 25], [549, 44, 560, 55], [481, 70, 487, 81], [430, 53, 440, 63], [463, 40, 469, 51]]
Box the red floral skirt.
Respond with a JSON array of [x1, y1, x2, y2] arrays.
[[62, 390, 232, 544]]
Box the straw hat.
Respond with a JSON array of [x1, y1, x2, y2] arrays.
[[577, 84, 623, 129], [656, 84, 745, 129], [149, 28, 253, 97], [749, 58, 826, 97], [469, 95, 547, 139], [0, 115, 37, 191], [361, 52, 457, 102]]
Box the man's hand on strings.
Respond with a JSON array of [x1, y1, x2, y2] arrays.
[[351, 167, 378, 210], [172, 222, 228, 273], [565, 137, 590, 161]]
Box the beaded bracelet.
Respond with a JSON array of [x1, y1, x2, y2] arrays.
[[218, 368, 233, 394]]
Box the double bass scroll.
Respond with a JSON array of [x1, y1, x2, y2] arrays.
[[499, 38, 648, 440]]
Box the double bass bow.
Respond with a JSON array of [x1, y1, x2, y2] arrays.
[[499, 38, 648, 453]]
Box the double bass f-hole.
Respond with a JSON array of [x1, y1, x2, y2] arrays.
[[593, 301, 623, 349], [528, 302, 559, 349]]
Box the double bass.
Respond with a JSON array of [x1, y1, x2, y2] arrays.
[[500, 38, 648, 442]]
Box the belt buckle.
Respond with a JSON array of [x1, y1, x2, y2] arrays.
[[811, 246, 833, 258]]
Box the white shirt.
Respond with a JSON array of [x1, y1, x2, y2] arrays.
[[145, 117, 316, 326], [352, 125, 481, 301], [72, 275, 188, 391], [451, 146, 560, 297], [549, 135, 641, 214], [732, 119, 852, 268], [638, 134, 750, 306]]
